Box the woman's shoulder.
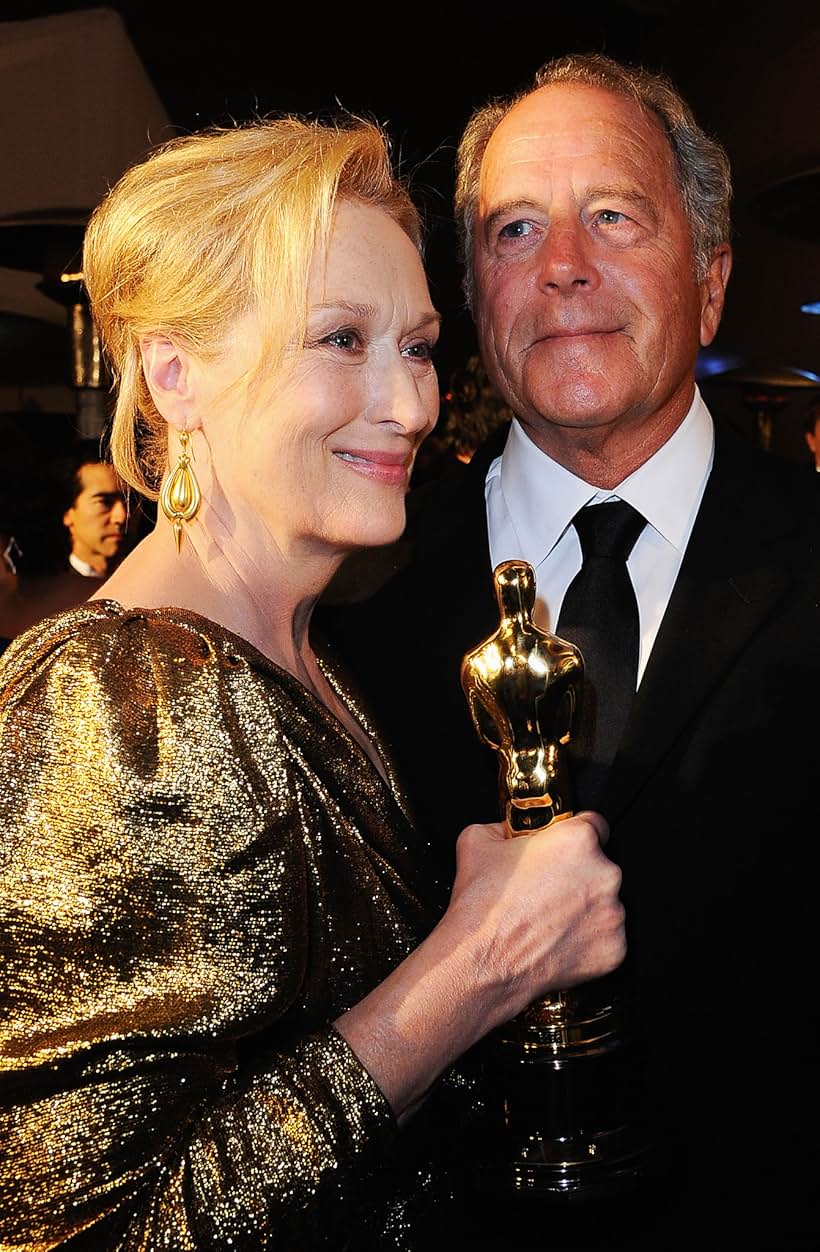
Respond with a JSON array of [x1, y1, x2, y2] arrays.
[[0, 600, 271, 709], [0, 602, 298, 824]]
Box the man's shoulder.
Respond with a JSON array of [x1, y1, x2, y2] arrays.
[[710, 423, 819, 533], [692, 426, 820, 624]]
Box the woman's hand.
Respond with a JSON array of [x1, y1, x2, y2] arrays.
[[445, 811, 625, 1018], [335, 811, 625, 1123]]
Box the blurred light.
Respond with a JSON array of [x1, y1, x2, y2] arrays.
[[695, 349, 747, 379], [800, 300, 820, 315]]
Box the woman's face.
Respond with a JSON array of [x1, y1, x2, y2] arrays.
[[201, 200, 441, 561]]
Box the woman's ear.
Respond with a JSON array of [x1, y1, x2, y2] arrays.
[[139, 334, 201, 431]]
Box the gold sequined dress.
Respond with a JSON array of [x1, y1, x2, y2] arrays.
[[0, 601, 464, 1251]]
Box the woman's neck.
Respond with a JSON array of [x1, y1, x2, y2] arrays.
[[93, 522, 389, 783], [93, 521, 340, 682]]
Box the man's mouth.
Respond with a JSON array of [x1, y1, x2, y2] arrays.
[[537, 326, 620, 342]]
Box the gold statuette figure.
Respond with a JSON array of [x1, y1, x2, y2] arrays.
[[461, 559, 582, 832]]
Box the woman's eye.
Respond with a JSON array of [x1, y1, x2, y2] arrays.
[[498, 220, 533, 240], [401, 340, 435, 362], [323, 329, 362, 351]]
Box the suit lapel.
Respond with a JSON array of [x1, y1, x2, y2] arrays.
[[603, 430, 805, 824]]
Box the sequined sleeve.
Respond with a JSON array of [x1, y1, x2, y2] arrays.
[[0, 604, 423, 1250]]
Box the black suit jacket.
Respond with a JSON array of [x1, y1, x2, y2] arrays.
[[317, 423, 820, 1249]]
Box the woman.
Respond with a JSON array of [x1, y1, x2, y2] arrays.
[[0, 118, 624, 1249]]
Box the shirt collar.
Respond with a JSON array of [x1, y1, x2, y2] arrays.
[[69, 552, 105, 579], [609, 389, 714, 550], [493, 387, 714, 560]]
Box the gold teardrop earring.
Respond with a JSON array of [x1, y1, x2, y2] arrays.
[[160, 427, 201, 553]]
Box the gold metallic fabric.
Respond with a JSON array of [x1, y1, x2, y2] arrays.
[[0, 601, 438, 1249]]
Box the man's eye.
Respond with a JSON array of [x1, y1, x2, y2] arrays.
[[498, 220, 533, 239], [597, 209, 627, 225]]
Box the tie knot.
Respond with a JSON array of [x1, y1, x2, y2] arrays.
[[572, 500, 646, 561]]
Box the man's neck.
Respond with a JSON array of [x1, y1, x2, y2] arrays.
[[517, 388, 695, 490]]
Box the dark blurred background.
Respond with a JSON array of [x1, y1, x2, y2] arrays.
[[1, 0, 819, 469]]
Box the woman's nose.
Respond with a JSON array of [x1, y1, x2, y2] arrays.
[[378, 355, 439, 436]]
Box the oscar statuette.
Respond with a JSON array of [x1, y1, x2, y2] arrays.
[[461, 559, 646, 1199]]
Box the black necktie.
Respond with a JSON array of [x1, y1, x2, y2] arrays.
[[556, 500, 646, 810]]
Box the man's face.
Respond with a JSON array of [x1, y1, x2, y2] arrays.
[[471, 84, 730, 463], [63, 462, 127, 573]]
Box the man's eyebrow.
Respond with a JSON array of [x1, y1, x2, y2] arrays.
[[481, 200, 542, 240], [481, 187, 659, 239], [584, 184, 659, 220]]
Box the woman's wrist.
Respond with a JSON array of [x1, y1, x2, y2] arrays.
[[334, 912, 504, 1124]]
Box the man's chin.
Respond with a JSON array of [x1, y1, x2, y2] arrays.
[[520, 358, 627, 419], [520, 392, 627, 430]]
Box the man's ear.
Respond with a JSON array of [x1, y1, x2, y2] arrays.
[[139, 334, 200, 430], [699, 244, 732, 348]]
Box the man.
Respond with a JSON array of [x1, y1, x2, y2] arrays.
[[0, 442, 129, 640], [61, 442, 128, 579], [321, 54, 819, 1250]]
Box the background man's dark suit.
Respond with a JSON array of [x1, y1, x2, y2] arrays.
[[318, 420, 820, 1249]]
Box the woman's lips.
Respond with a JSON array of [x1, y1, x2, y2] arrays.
[[333, 449, 411, 485]]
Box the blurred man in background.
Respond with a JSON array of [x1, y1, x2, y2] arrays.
[[61, 442, 128, 579]]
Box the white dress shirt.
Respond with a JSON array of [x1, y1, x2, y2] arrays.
[[69, 553, 104, 579], [485, 389, 714, 686]]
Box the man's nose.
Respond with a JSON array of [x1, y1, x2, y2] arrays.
[[110, 499, 127, 526], [536, 218, 600, 294]]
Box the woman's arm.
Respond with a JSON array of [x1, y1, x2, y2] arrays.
[[0, 612, 398, 1249]]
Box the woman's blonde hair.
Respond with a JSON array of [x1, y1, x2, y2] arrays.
[[83, 117, 422, 498]]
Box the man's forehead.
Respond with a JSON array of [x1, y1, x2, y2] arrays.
[[479, 83, 673, 196], [78, 462, 122, 495]]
